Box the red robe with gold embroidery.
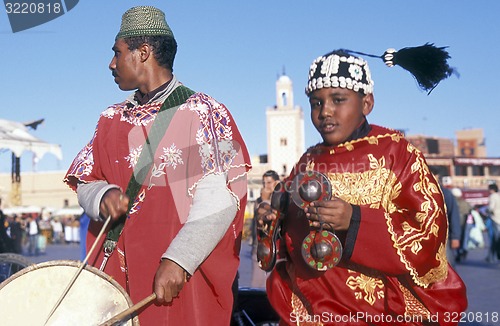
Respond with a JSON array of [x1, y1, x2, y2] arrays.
[[267, 125, 467, 326], [65, 91, 251, 325]]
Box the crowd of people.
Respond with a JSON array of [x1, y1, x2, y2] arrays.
[[450, 183, 500, 264], [0, 203, 83, 257]]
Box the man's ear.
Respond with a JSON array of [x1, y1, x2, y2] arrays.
[[362, 93, 374, 116], [138, 43, 152, 62]]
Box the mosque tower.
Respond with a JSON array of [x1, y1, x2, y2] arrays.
[[266, 72, 305, 177]]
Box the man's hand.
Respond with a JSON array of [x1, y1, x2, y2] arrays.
[[256, 202, 277, 221], [154, 259, 187, 304], [99, 188, 129, 222], [304, 198, 352, 231], [255, 201, 278, 235]]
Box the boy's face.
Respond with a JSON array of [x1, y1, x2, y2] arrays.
[[308, 87, 373, 146]]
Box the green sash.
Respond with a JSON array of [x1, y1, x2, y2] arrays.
[[103, 85, 195, 254]]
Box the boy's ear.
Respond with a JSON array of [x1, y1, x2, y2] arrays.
[[362, 93, 374, 116]]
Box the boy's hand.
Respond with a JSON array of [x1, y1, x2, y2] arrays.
[[304, 198, 352, 231]]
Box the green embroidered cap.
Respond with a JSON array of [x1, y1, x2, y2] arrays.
[[116, 6, 174, 40]]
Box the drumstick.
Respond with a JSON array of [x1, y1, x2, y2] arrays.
[[44, 216, 112, 325], [99, 293, 157, 326]]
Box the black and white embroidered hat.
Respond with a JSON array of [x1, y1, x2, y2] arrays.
[[306, 44, 456, 96], [306, 50, 374, 96]]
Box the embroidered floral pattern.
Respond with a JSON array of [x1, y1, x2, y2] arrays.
[[324, 154, 400, 214], [147, 144, 184, 189], [160, 144, 183, 170], [129, 189, 146, 215], [117, 247, 127, 273], [290, 293, 324, 325], [102, 101, 162, 126], [398, 280, 431, 320], [125, 145, 143, 168], [346, 273, 385, 306], [65, 128, 97, 180], [181, 93, 237, 174]]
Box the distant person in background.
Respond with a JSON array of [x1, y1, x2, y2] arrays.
[[50, 217, 64, 244], [79, 213, 90, 261], [252, 170, 280, 252], [486, 183, 500, 262], [9, 215, 23, 254], [27, 215, 40, 256], [451, 188, 472, 263], [0, 199, 14, 253], [430, 168, 461, 266], [458, 205, 486, 260]]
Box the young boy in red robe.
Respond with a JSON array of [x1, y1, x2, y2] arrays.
[[259, 47, 467, 325]]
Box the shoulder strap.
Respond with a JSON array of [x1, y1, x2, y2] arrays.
[[105, 85, 195, 245]]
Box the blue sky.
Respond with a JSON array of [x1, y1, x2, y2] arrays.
[[1, 0, 499, 173]]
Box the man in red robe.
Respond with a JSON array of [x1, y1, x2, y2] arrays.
[[260, 49, 467, 325], [64, 6, 251, 325]]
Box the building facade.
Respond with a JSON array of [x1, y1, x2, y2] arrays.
[[406, 129, 500, 205], [0, 170, 78, 210]]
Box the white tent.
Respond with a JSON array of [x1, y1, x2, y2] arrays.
[[53, 206, 84, 217], [0, 118, 62, 160]]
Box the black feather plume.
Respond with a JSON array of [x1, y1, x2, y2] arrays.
[[383, 43, 457, 94], [346, 43, 458, 94]]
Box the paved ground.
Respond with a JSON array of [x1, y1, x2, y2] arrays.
[[9, 239, 500, 326]]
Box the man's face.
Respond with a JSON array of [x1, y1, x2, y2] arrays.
[[308, 87, 373, 146], [109, 38, 141, 91], [262, 176, 279, 192]]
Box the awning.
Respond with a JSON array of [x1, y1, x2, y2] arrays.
[[0, 118, 62, 160]]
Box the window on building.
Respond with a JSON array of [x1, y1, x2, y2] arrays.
[[454, 165, 468, 176], [471, 165, 485, 176], [489, 166, 500, 176], [282, 92, 288, 107], [280, 138, 287, 146], [426, 138, 439, 154]]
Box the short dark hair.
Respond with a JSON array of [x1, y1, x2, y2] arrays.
[[263, 170, 280, 181], [489, 183, 498, 192], [124, 35, 177, 70]]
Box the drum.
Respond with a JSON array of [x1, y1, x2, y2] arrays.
[[0, 253, 33, 283], [0, 260, 139, 325]]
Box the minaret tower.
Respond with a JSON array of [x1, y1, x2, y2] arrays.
[[266, 71, 305, 176]]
